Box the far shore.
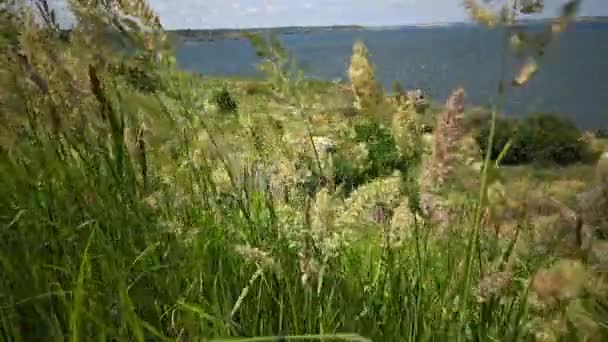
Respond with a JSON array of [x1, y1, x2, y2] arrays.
[[166, 16, 608, 42]]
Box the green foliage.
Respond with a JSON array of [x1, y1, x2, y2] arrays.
[[109, 57, 163, 93], [0, 1, 604, 341], [476, 114, 593, 165], [243, 31, 301, 98], [212, 86, 239, 113], [334, 119, 411, 194]]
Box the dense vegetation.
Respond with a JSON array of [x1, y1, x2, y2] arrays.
[[476, 114, 594, 165], [1, 0, 607, 341]]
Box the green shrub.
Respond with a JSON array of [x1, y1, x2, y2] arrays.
[[476, 114, 592, 165], [110, 59, 162, 93], [334, 120, 409, 193], [476, 116, 521, 164], [109, 55, 163, 93], [463, 107, 491, 132], [212, 86, 239, 113]]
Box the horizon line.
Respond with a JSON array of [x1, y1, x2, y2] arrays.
[[162, 15, 607, 31]]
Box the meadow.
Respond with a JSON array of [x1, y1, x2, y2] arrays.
[[1, 1, 607, 341]]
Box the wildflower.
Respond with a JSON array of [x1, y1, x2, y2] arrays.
[[463, 0, 499, 27], [552, 0, 581, 35], [234, 244, 277, 271], [534, 317, 569, 342], [509, 33, 526, 57], [388, 196, 423, 247], [513, 57, 539, 87], [310, 190, 339, 237], [532, 259, 587, 304], [335, 175, 403, 228], [419, 192, 453, 229], [275, 203, 306, 246], [143, 192, 160, 210], [474, 271, 514, 303], [422, 88, 466, 191], [348, 142, 370, 167], [391, 105, 419, 160], [348, 41, 383, 112], [311, 136, 336, 154], [299, 250, 319, 288]]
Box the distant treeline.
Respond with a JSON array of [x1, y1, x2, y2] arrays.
[[57, 16, 607, 43], [167, 25, 365, 42]]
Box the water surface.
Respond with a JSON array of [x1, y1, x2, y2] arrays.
[[176, 23, 608, 130]]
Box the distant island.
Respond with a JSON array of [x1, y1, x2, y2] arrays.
[[167, 25, 364, 42], [167, 16, 608, 42]]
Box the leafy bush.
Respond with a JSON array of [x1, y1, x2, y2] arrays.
[[334, 120, 409, 193], [212, 86, 239, 113], [108, 53, 163, 93], [476, 116, 521, 164], [463, 107, 491, 132], [476, 114, 592, 165]]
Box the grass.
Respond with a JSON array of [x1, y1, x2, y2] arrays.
[[1, 1, 608, 341]]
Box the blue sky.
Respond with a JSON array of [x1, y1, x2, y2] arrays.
[[52, 0, 608, 29]]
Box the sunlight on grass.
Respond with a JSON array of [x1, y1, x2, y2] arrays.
[[1, 0, 607, 341]]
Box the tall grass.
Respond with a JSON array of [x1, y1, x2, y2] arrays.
[[1, 0, 606, 341]]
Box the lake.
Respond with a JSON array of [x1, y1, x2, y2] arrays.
[[175, 22, 608, 130]]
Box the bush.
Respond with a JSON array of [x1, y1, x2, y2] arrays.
[[212, 86, 239, 113], [476, 117, 521, 164], [463, 107, 490, 132], [476, 114, 592, 165], [110, 59, 162, 93], [334, 120, 409, 193]]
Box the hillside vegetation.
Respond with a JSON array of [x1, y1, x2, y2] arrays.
[[1, 0, 607, 341]]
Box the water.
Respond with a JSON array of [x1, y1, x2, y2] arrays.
[[175, 23, 608, 130]]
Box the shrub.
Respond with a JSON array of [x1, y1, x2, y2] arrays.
[[109, 57, 162, 93], [212, 86, 239, 113], [476, 117, 521, 164], [476, 114, 592, 165], [463, 107, 491, 132], [334, 120, 409, 193]]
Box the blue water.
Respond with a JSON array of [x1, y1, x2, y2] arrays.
[[175, 23, 608, 130]]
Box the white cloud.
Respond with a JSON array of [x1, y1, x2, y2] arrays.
[[231, 3, 241, 9], [303, 3, 313, 9], [245, 7, 259, 14]]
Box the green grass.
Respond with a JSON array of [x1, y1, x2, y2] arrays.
[[1, 2, 607, 341], [0, 59, 527, 341]]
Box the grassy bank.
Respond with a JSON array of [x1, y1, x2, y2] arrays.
[[1, 1, 608, 341]]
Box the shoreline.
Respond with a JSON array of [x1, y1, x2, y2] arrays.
[[167, 16, 608, 42]]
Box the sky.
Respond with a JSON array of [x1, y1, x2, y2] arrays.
[[51, 0, 608, 29]]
